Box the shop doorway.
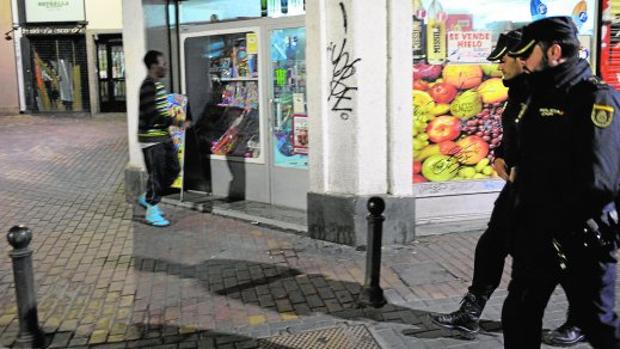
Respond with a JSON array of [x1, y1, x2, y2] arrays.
[[267, 25, 308, 208], [180, 17, 308, 210], [96, 34, 126, 112]]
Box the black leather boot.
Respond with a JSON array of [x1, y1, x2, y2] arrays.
[[542, 321, 585, 346], [431, 292, 487, 333]]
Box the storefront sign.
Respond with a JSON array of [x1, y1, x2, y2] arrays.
[[25, 0, 85, 23], [447, 31, 492, 63], [22, 25, 86, 35]]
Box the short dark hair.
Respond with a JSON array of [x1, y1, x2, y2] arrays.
[[143, 50, 164, 69], [538, 37, 580, 60]]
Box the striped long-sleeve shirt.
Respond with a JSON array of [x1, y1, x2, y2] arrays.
[[138, 77, 172, 143]]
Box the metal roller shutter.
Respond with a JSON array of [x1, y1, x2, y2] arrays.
[[30, 35, 90, 112]]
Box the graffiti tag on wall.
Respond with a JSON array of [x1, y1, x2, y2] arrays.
[[327, 2, 361, 121]]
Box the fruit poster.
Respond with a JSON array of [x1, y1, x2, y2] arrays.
[[412, 0, 598, 185], [413, 63, 506, 184], [167, 94, 188, 189]]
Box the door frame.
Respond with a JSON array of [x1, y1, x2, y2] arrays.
[[95, 34, 125, 112], [180, 24, 267, 165], [178, 16, 308, 208], [262, 19, 308, 209]]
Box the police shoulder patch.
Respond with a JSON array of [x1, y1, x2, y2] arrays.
[[591, 104, 614, 128]]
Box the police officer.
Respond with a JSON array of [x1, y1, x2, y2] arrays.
[[431, 29, 529, 334], [431, 28, 583, 344], [503, 16, 620, 349]]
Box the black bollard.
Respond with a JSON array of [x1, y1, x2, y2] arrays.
[[358, 197, 387, 308], [7, 226, 44, 348]]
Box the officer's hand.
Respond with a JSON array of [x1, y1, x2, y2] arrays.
[[493, 157, 509, 181], [509, 166, 517, 183]]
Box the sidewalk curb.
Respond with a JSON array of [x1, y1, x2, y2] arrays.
[[212, 206, 308, 234], [161, 196, 308, 235]]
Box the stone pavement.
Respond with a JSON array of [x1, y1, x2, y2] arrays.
[[0, 114, 605, 348]]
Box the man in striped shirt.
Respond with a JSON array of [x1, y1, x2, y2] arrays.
[[137, 50, 181, 227]]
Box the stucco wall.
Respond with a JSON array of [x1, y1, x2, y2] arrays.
[[84, 0, 123, 114], [86, 0, 123, 30], [306, 0, 412, 196], [123, 0, 147, 169]]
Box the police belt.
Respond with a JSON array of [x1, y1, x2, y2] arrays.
[[552, 203, 619, 270], [564, 202, 619, 249]]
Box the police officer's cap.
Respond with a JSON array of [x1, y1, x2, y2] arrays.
[[487, 29, 522, 61], [508, 16, 578, 58]]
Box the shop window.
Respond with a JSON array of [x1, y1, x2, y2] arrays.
[[184, 31, 262, 160], [31, 37, 90, 112], [412, 0, 595, 184], [600, 0, 620, 90], [271, 27, 308, 169], [262, 0, 306, 17], [97, 45, 107, 79], [179, 0, 304, 24]]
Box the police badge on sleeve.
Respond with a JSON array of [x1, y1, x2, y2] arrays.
[[591, 104, 614, 128]]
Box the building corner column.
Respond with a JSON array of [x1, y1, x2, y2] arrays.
[[387, 0, 414, 197], [306, 0, 415, 246], [85, 30, 99, 115], [122, 0, 147, 202]]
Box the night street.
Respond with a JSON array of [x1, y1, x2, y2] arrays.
[[0, 114, 596, 348]]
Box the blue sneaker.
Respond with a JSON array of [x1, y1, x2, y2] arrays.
[[137, 193, 149, 208], [145, 205, 170, 227], [138, 194, 165, 216]]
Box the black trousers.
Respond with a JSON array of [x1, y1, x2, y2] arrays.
[[142, 140, 180, 206], [469, 183, 513, 297], [502, 214, 620, 349]]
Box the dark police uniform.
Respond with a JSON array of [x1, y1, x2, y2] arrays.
[[431, 31, 532, 335], [503, 17, 620, 349], [468, 73, 528, 298]]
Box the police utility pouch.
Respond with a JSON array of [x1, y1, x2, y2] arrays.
[[582, 219, 610, 248], [553, 207, 619, 270], [582, 207, 619, 250]]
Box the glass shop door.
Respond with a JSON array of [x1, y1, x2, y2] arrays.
[[267, 24, 308, 209]]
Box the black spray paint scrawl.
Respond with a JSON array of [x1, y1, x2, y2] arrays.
[[327, 2, 362, 121]]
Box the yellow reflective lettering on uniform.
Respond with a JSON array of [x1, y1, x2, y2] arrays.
[[539, 108, 565, 117], [515, 103, 528, 124], [591, 104, 614, 128]]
